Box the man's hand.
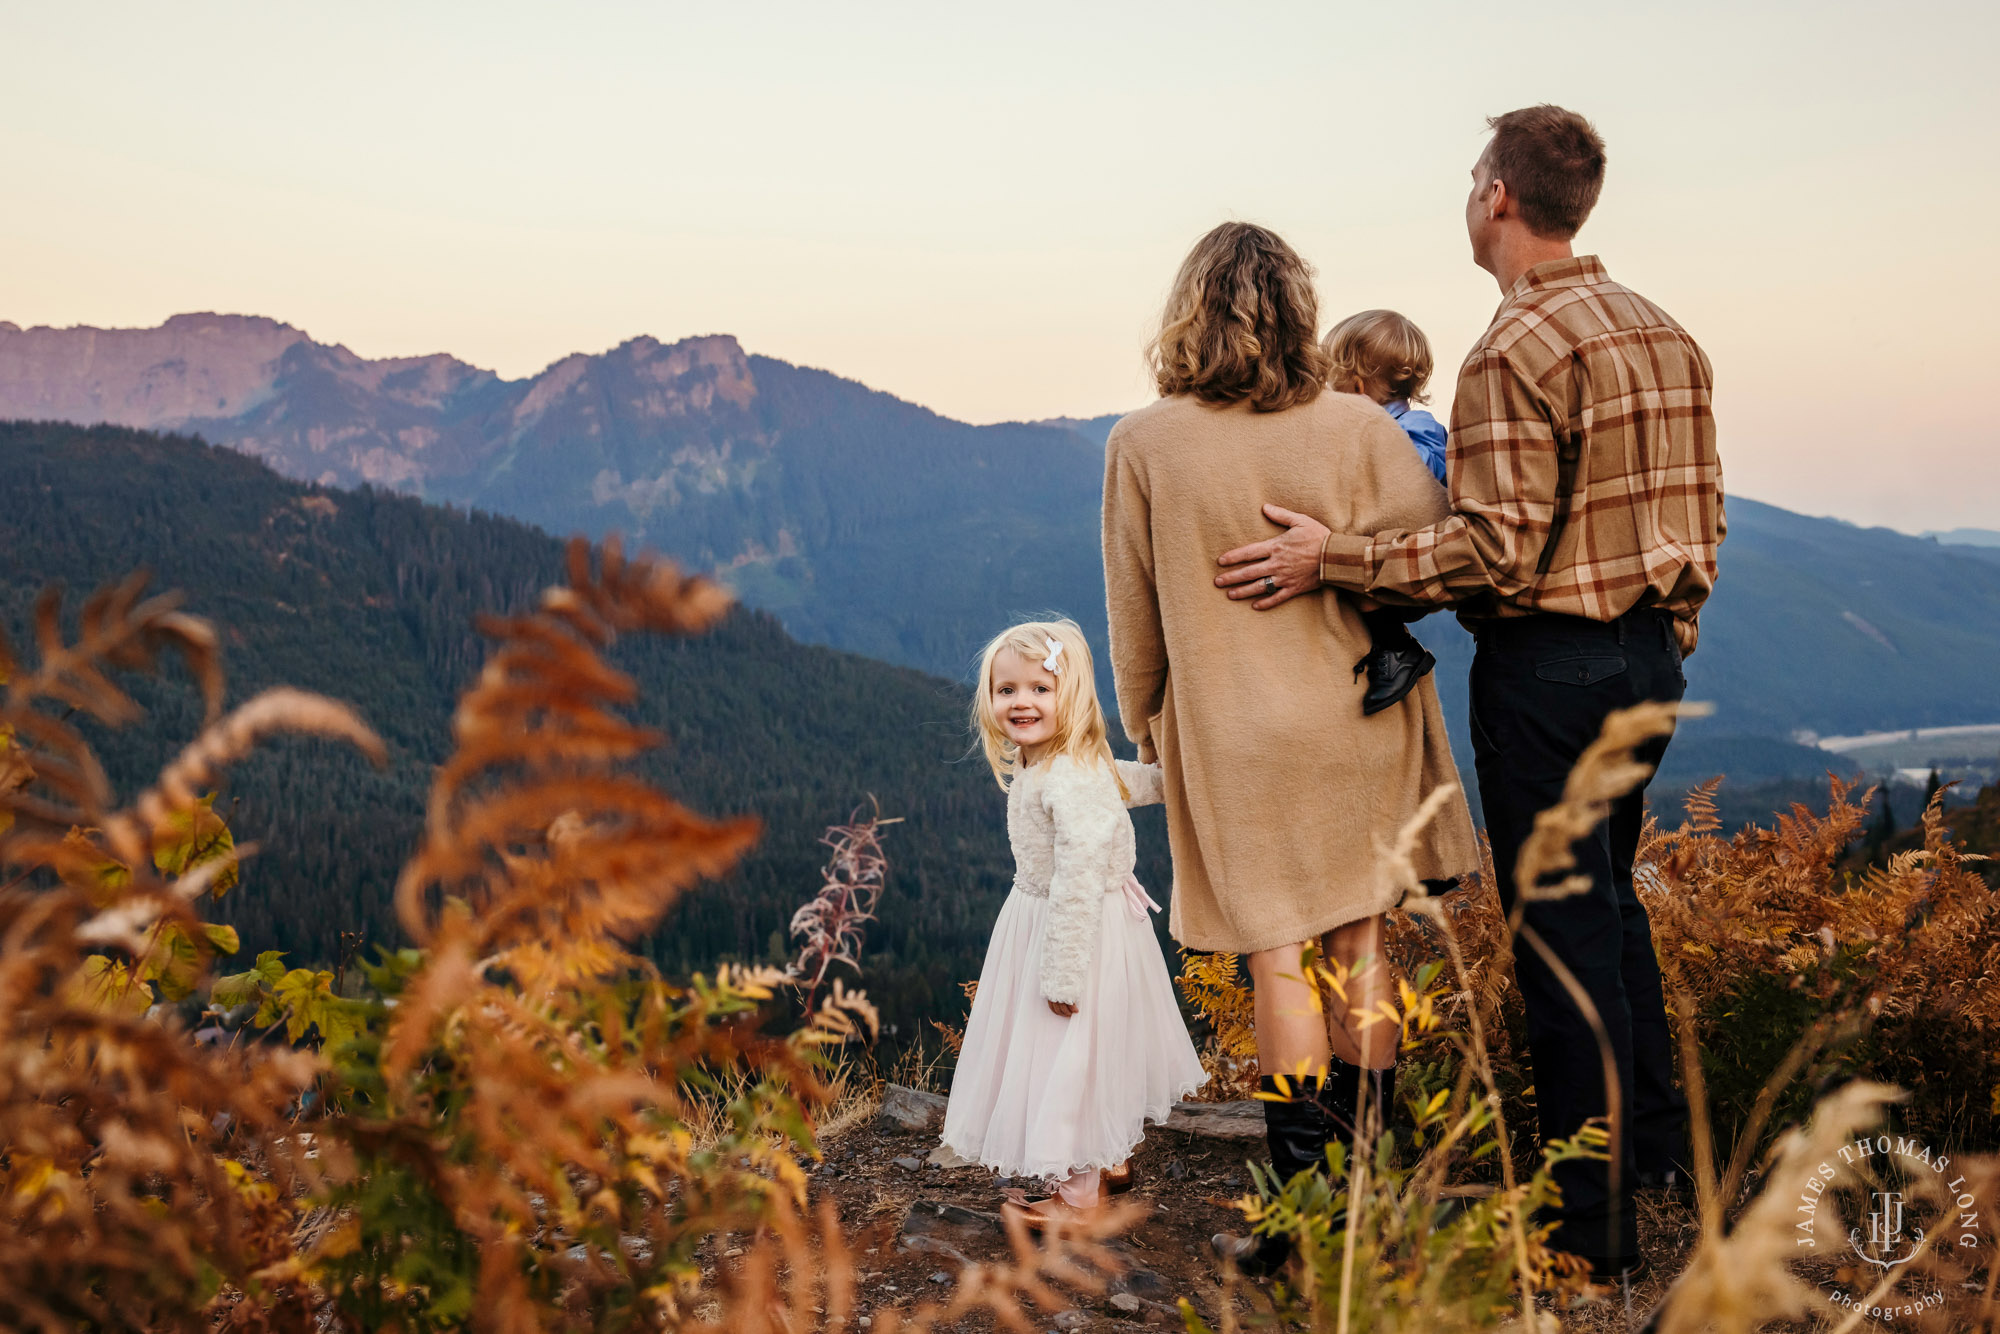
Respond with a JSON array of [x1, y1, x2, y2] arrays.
[[1215, 504, 1331, 608], [1047, 999, 1077, 1017]]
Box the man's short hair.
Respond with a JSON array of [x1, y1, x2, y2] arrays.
[[1483, 105, 1606, 240]]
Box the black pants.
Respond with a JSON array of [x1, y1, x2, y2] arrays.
[[1468, 608, 1689, 1261]]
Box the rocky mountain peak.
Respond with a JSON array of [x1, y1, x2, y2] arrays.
[[157, 312, 305, 339], [0, 313, 311, 427], [511, 334, 758, 430]]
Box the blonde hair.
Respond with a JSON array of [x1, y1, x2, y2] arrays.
[[1322, 309, 1435, 405], [1147, 222, 1329, 414], [971, 619, 1127, 798]]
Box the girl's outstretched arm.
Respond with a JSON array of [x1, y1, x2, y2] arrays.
[[1038, 758, 1123, 1011]]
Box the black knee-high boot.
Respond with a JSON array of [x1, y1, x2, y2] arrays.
[[1210, 1075, 1334, 1277], [1316, 1056, 1397, 1145], [1211, 1060, 1402, 1278]]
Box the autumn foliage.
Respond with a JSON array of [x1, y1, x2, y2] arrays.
[[0, 546, 1144, 1331], [3, 551, 1998, 1331]]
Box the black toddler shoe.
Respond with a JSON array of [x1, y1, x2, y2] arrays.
[[1353, 638, 1436, 716]]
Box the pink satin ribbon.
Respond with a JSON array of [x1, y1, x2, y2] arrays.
[[1119, 873, 1162, 920]]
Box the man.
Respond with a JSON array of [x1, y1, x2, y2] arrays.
[[1213, 105, 1723, 1281]]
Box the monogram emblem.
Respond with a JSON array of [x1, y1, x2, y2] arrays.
[[1850, 1189, 1925, 1267]]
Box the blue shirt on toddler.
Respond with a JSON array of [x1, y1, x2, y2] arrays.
[[1384, 399, 1447, 484]]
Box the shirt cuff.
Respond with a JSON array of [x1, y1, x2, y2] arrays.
[[1319, 532, 1371, 589]]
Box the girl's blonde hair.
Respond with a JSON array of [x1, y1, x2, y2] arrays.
[[1322, 308, 1435, 404], [971, 619, 1127, 798]]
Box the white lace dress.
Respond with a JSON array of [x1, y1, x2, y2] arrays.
[[939, 755, 1206, 1180]]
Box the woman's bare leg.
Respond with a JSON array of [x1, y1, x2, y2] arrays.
[[1320, 914, 1394, 1070], [1247, 916, 1396, 1076], [1247, 944, 1331, 1078]]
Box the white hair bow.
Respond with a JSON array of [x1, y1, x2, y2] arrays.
[[1041, 637, 1064, 674]]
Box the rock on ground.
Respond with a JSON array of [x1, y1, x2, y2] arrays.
[[878, 1084, 949, 1134], [1161, 1100, 1263, 1141]]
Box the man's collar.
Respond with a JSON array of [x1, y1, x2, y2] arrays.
[[1506, 254, 1608, 303]]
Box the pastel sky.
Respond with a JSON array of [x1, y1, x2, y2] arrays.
[[3, 1, 1994, 532]]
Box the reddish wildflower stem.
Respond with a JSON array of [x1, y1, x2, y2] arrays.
[[789, 802, 900, 1017]]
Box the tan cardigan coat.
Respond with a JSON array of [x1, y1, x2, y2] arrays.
[[1102, 392, 1479, 954]]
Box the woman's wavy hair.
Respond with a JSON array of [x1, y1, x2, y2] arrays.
[[1148, 222, 1330, 413], [970, 618, 1126, 799]]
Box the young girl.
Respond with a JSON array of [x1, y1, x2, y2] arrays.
[[938, 619, 1206, 1222]]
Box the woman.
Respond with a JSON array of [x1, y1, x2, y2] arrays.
[[1101, 222, 1477, 1273]]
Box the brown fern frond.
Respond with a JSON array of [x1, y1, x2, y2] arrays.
[[0, 569, 396, 1327], [1176, 948, 1260, 1098], [9, 574, 221, 728], [394, 541, 754, 953], [1681, 775, 1723, 833]]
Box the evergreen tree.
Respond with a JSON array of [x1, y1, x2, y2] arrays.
[[1865, 787, 1897, 865]]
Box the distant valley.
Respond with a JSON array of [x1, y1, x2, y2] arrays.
[[7, 314, 2000, 818], [1924, 527, 2000, 550]]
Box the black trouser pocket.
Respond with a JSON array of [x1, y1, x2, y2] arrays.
[[1533, 655, 1628, 687]]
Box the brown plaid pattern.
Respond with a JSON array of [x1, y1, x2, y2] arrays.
[[1319, 256, 1723, 654]]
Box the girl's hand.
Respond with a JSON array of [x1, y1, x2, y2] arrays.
[[1047, 1000, 1077, 1017]]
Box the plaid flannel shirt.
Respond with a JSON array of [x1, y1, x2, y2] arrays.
[[1319, 256, 1724, 654]]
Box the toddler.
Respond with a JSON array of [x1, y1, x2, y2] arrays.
[[938, 619, 1205, 1223], [1323, 309, 1446, 715]]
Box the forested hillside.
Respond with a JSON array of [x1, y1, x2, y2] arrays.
[[9, 317, 1999, 775], [0, 421, 1170, 1029]]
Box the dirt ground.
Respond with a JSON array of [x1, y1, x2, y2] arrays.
[[797, 1111, 1698, 1333]]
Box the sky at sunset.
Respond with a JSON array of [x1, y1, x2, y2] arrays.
[[3, 1, 1994, 532]]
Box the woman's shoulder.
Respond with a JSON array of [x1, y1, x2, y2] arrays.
[[1111, 391, 1398, 468], [1308, 388, 1396, 432], [1107, 396, 1236, 454]]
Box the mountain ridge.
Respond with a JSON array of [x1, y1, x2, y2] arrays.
[[8, 313, 2000, 765]]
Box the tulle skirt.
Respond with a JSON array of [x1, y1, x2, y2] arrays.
[[939, 889, 1207, 1180]]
